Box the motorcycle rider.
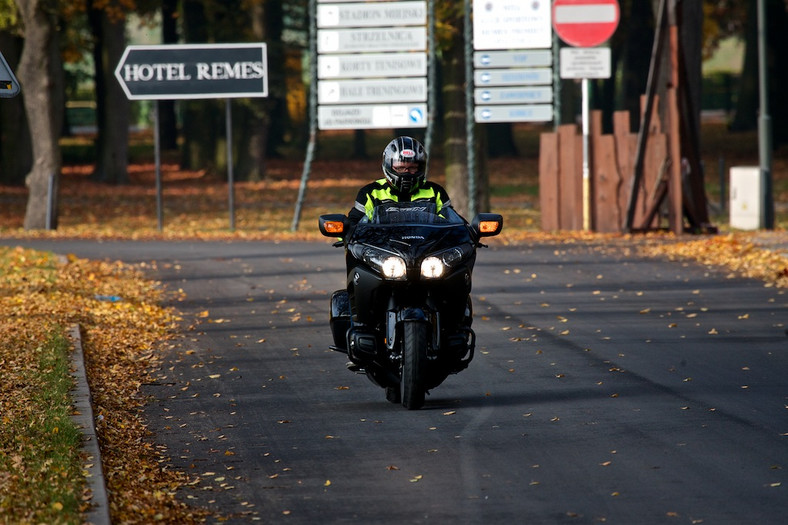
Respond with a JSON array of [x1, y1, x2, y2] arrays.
[[342, 136, 472, 373], [347, 136, 452, 224]]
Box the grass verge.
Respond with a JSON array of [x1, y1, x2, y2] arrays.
[[0, 328, 85, 524]]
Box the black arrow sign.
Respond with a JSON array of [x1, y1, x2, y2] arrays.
[[114, 43, 268, 100], [0, 52, 20, 98]]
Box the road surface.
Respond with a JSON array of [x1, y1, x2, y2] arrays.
[[4, 238, 787, 524]]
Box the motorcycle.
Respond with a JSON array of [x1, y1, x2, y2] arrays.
[[318, 202, 503, 409]]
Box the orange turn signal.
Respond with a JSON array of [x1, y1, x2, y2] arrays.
[[479, 220, 499, 234], [323, 220, 345, 234]]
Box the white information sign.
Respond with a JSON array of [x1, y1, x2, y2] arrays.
[[318, 53, 426, 79], [559, 47, 611, 79], [474, 104, 553, 123], [472, 0, 552, 50], [474, 68, 552, 86], [317, 1, 426, 28], [318, 27, 426, 53], [474, 86, 553, 105], [315, 1, 428, 130], [474, 50, 552, 69], [319, 78, 427, 104], [318, 104, 427, 130]]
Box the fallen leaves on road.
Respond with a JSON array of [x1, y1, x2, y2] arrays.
[[0, 246, 210, 523], [640, 233, 788, 288]]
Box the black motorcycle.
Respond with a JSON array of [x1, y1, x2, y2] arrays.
[[318, 202, 503, 409]]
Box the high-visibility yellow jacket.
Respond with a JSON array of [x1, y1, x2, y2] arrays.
[[348, 178, 452, 223]]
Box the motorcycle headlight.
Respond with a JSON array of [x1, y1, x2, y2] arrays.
[[360, 247, 407, 280], [380, 256, 407, 279], [421, 247, 466, 279], [420, 256, 445, 278]]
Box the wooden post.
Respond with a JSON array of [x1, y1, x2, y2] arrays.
[[558, 124, 580, 230], [624, 0, 668, 232], [667, 7, 683, 234], [539, 132, 560, 231]]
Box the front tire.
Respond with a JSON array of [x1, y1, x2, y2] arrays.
[[401, 321, 428, 410]]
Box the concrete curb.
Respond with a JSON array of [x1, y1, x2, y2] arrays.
[[69, 324, 112, 525]]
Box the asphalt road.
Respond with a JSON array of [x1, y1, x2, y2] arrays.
[[4, 238, 787, 524]]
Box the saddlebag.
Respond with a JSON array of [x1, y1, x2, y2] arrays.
[[330, 290, 351, 352]]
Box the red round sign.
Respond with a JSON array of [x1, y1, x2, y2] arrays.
[[552, 0, 620, 48]]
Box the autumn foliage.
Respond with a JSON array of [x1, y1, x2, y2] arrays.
[[0, 246, 209, 523]]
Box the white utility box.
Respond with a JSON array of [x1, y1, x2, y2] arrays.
[[729, 166, 761, 230]]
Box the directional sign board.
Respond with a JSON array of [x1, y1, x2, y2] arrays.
[[470, 2, 553, 123], [474, 68, 552, 87], [472, 0, 552, 50], [317, 1, 426, 28], [319, 78, 427, 104], [475, 104, 553, 123], [316, 1, 427, 130], [475, 86, 553, 105], [474, 50, 552, 69], [552, 0, 620, 48], [318, 53, 426, 79], [318, 27, 426, 53], [114, 43, 268, 100], [318, 104, 427, 130], [0, 52, 20, 98]]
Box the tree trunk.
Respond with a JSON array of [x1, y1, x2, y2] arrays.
[[475, 125, 490, 213], [766, 0, 788, 146], [486, 124, 517, 157], [15, 0, 62, 230], [236, 0, 279, 181], [180, 0, 218, 172], [352, 129, 368, 159], [622, 0, 654, 130], [730, 1, 758, 132], [91, 8, 129, 184], [236, 98, 270, 181], [679, 0, 703, 161], [438, 8, 488, 219], [159, 0, 179, 150], [441, 28, 470, 217]]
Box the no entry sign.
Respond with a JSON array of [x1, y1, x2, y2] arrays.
[[552, 0, 620, 48]]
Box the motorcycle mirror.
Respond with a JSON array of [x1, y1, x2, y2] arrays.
[[319, 214, 348, 237], [471, 213, 503, 238]]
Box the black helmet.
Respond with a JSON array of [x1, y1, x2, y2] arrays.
[[382, 136, 427, 194]]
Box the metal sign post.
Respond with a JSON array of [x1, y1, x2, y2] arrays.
[[115, 43, 268, 231], [553, 0, 619, 231], [153, 102, 163, 231]]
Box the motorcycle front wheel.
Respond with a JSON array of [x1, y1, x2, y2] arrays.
[[401, 321, 428, 409]]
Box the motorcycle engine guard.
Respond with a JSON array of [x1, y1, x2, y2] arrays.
[[386, 307, 432, 352]]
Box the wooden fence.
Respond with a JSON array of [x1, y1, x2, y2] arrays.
[[539, 108, 668, 233]]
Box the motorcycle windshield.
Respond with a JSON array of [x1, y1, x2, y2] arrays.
[[352, 202, 473, 260], [364, 202, 465, 226]]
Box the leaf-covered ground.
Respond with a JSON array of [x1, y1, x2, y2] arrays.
[[0, 246, 211, 523]]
